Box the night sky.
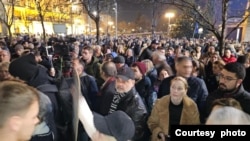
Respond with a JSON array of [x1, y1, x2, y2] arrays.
[[117, 0, 152, 22], [116, 0, 249, 22]]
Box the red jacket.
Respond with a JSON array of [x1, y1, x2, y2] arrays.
[[222, 55, 237, 63]]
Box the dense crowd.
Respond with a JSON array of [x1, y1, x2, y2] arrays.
[[0, 34, 250, 141]]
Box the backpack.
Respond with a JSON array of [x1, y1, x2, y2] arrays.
[[36, 76, 74, 141]]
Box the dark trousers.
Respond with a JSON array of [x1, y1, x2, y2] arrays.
[[78, 123, 90, 141]]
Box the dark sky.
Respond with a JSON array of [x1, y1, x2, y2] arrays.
[[117, 0, 152, 22], [116, 0, 249, 22]]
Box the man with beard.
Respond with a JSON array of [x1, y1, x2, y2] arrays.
[[205, 62, 250, 119], [98, 66, 149, 141]]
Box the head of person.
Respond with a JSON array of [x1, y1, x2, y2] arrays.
[[212, 60, 225, 75], [218, 62, 245, 93], [125, 48, 133, 57], [33, 50, 42, 63], [237, 54, 250, 68], [113, 55, 125, 69], [9, 54, 50, 87], [14, 44, 25, 56], [100, 61, 117, 80], [72, 58, 85, 76], [93, 110, 135, 141], [157, 47, 166, 55], [151, 39, 159, 49], [0, 41, 6, 49], [206, 107, 250, 125], [81, 46, 94, 61], [174, 45, 183, 55], [210, 52, 220, 63], [94, 45, 102, 56], [190, 50, 197, 59], [115, 67, 135, 93], [141, 59, 154, 74], [210, 98, 242, 113], [131, 62, 147, 81], [158, 68, 170, 81], [151, 50, 166, 66], [175, 56, 193, 78], [0, 81, 40, 140], [195, 46, 202, 52], [224, 48, 232, 58], [183, 49, 190, 57], [28, 43, 34, 50], [0, 49, 11, 63], [166, 47, 174, 56], [104, 52, 117, 63], [208, 45, 215, 54], [22, 41, 29, 48], [192, 59, 205, 77], [0, 62, 12, 81], [170, 76, 188, 105], [117, 44, 125, 55]]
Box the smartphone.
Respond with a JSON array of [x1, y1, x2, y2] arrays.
[[45, 46, 54, 57]]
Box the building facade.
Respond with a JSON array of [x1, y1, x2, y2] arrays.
[[0, 0, 88, 35]]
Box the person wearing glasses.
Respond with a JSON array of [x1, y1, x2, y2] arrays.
[[205, 62, 250, 120]]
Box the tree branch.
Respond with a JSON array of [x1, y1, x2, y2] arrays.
[[225, 13, 250, 38]]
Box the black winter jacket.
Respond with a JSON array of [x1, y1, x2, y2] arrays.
[[206, 85, 250, 118], [98, 81, 149, 141]]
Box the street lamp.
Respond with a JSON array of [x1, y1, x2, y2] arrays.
[[165, 12, 175, 36], [113, 2, 118, 39], [107, 21, 113, 35], [198, 27, 203, 39]]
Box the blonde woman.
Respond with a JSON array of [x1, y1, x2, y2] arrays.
[[116, 44, 125, 56], [141, 59, 157, 88], [147, 76, 200, 141]]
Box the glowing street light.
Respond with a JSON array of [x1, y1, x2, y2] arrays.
[[165, 12, 175, 24], [165, 12, 175, 36], [108, 21, 114, 26], [93, 11, 97, 16], [198, 27, 203, 39]]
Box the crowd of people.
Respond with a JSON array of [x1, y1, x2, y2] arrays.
[[0, 34, 250, 141]]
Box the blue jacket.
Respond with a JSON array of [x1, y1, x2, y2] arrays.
[[80, 73, 99, 111]]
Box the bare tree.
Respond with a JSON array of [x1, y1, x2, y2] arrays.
[[34, 0, 52, 42], [81, 0, 116, 44], [157, 0, 250, 55], [134, 13, 151, 32], [0, 0, 15, 41]]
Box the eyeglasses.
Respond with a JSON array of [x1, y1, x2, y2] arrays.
[[218, 73, 238, 81]]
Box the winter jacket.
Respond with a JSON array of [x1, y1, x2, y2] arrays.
[[158, 75, 208, 123], [206, 84, 250, 118], [98, 81, 149, 141], [148, 95, 200, 141]]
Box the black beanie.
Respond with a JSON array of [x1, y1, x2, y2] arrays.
[[9, 54, 39, 82]]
